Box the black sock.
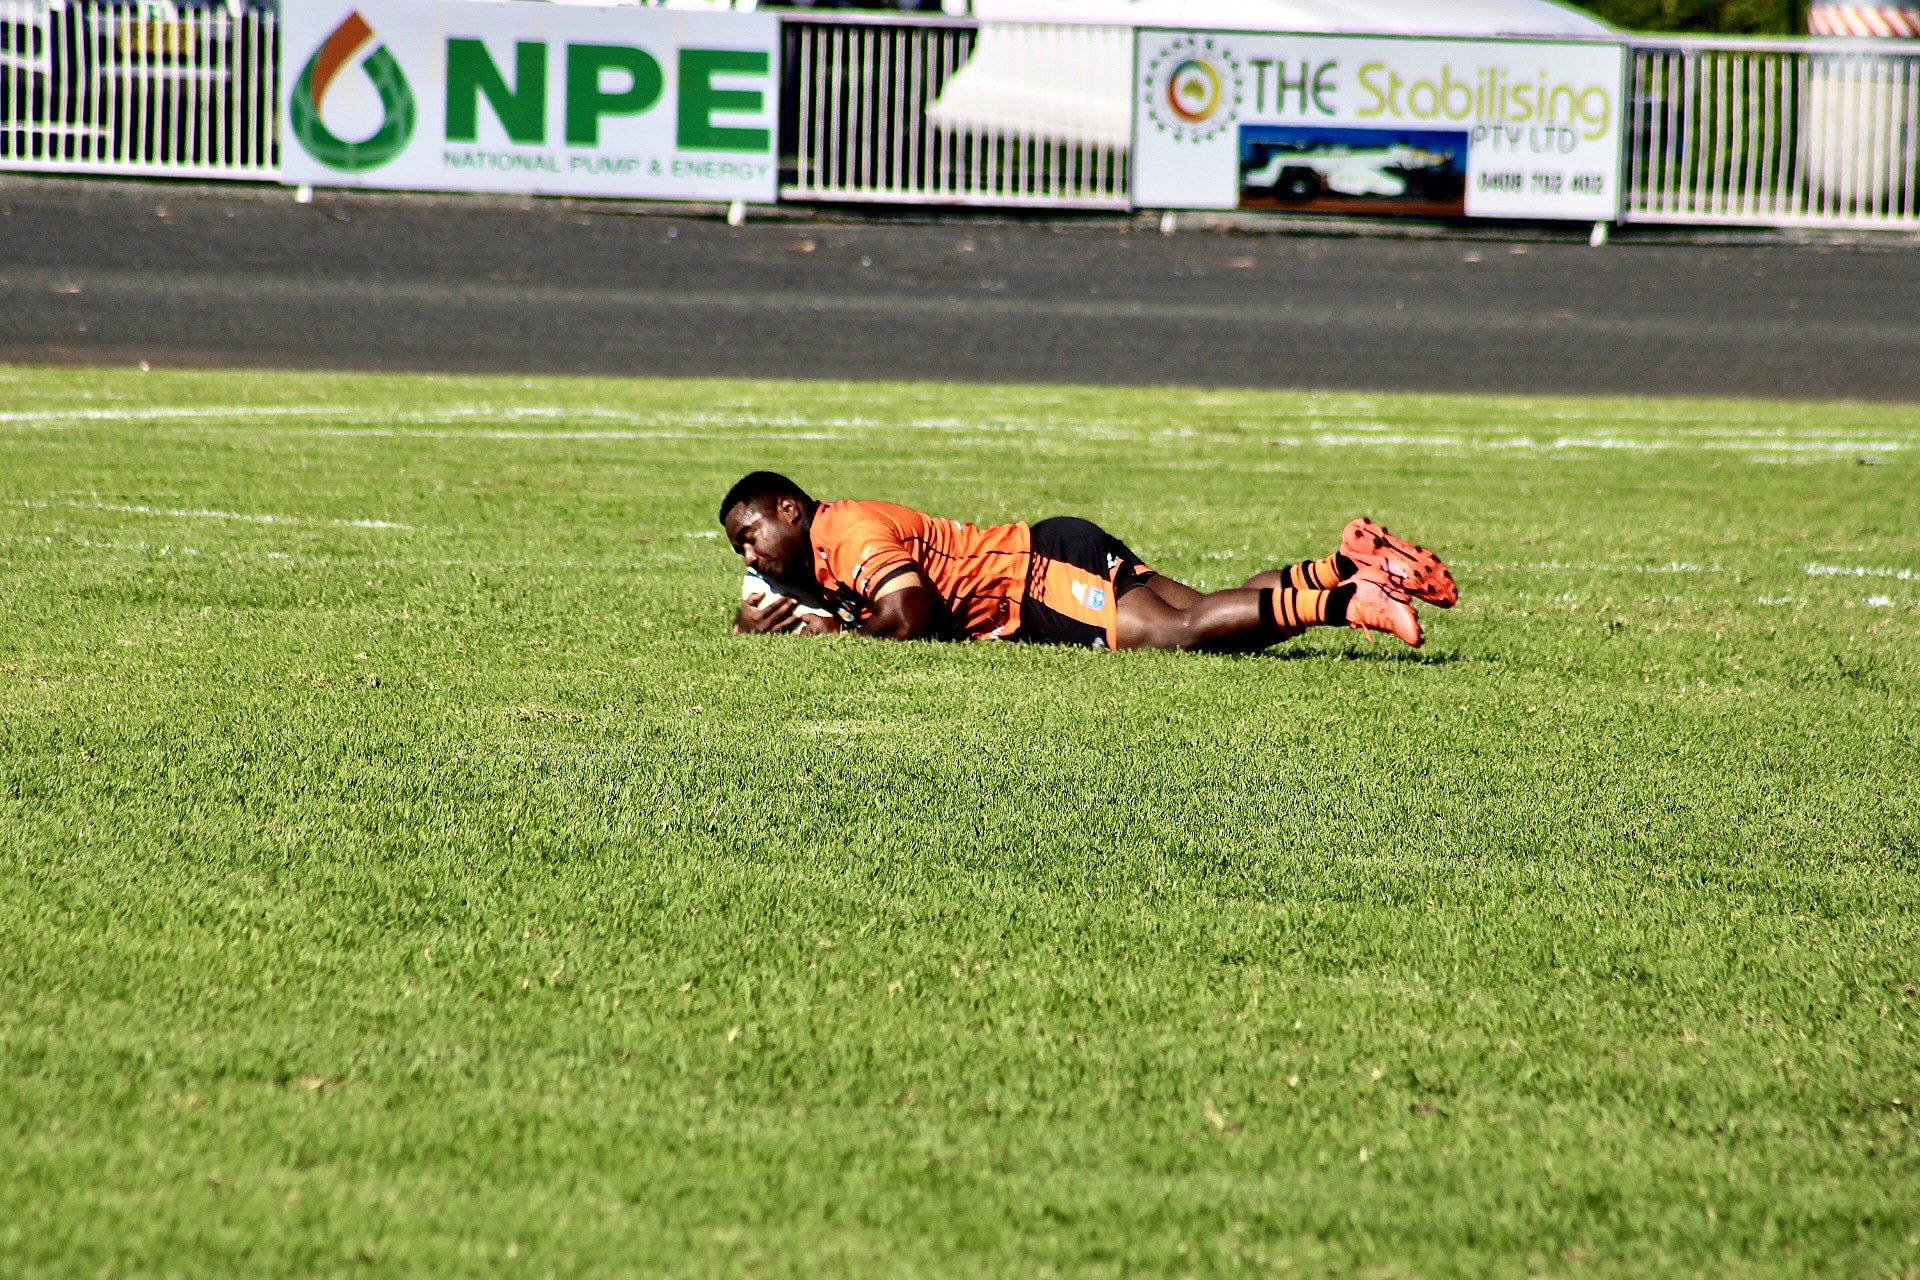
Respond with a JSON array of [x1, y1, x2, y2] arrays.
[[1325, 584, 1355, 628], [1333, 552, 1358, 580], [1258, 587, 1280, 638]]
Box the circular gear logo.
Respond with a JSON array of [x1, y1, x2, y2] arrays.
[[1166, 60, 1221, 123], [290, 12, 416, 173], [1144, 38, 1243, 143]]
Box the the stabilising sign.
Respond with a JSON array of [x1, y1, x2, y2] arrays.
[[1134, 30, 1625, 221], [281, 0, 778, 201]]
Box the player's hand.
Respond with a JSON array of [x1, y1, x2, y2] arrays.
[[794, 612, 842, 636], [735, 592, 800, 634]]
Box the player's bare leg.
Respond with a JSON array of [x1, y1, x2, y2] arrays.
[[1118, 585, 1267, 650], [1116, 568, 1420, 651], [1143, 569, 1313, 601], [1135, 572, 1310, 653], [1139, 573, 1203, 608]]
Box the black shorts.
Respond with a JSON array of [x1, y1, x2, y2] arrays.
[[1014, 516, 1156, 649]]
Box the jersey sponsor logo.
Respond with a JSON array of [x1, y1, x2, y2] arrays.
[[1069, 579, 1108, 611]]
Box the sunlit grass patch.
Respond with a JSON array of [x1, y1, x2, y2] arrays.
[[2, 367, 1916, 1278]]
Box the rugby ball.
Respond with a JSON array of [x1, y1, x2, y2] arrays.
[[742, 570, 834, 619]]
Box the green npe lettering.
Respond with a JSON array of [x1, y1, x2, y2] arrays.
[[678, 49, 770, 152], [442, 40, 769, 151], [446, 40, 544, 144], [566, 44, 663, 146]]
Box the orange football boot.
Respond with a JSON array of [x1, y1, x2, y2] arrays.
[[1341, 517, 1458, 608], [1345, 567, 1422, 647]]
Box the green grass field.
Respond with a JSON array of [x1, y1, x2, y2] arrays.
[[2, 365, 1916, 1278]]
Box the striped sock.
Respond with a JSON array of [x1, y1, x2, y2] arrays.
[[1325, 583, 1354, 628], [1258, 587, 1331, 642], [1284, 553, 1356, 591]]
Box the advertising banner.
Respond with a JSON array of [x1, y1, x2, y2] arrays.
[[1134, 30, 1625, 221], [280, 0, 778, 201]]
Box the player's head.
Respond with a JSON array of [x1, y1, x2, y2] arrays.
[[719, 471, 815, 584]]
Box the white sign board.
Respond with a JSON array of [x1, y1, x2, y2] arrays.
[[1134, 30, 1624, 221], [280, 1, 778, 201]]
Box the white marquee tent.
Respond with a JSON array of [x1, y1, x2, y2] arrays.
[[965, 0, 1611, 37], [929, 0, 1615, 146]]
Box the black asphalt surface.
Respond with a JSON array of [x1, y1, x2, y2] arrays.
[[2, 175, 1917, 399]]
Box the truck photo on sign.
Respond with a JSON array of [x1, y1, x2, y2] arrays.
[[1134, 30, 1625, 222], [280, 0, 778, 201]]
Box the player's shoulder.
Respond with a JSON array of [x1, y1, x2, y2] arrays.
[[814, 499, 926, 540]]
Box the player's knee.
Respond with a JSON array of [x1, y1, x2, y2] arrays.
[[1118, 608, 1183, 650], [1147, 612, 1203, 650]]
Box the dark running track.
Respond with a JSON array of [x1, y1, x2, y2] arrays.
[[2, 175, 1917, 400]]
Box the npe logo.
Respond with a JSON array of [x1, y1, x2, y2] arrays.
[[1143, 37, 1243, 143], [291, 12, 417, 172]]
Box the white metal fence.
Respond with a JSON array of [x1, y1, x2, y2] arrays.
[[0, 0, 277, 178], [1625, 36, 1920, 228], [782, 20, 1920, 227], [3, 6, 1918, 231], [782, 13, 1130, 209]]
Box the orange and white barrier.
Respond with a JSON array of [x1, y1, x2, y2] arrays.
[[1809, 5, 1920, 38]]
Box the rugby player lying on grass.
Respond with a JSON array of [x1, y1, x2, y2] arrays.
[[721, 471, 1455, 652]]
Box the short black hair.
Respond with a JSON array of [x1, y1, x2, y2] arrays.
[[719, 471, 813, 525]]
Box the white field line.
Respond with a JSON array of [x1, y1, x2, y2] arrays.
[[314, 428, 843, 441], [1699, 439, 1905, 453], [18, 499, 411, 530], [1449, 559, 1726, 574], [0, 405, 343, 426], [7, 401, 1915, 453], [0, 403, 957, 434], [0, 403, 833, 430], [0, 403, 874, 439], [17, 539, 702, 574], [1679, 427, 1918, 440], [1535, 405, 1917, 428], [0, 404, 682, 425], [314, 411, 1129, 438], [22, 534, 204, 555], [1287, 431, 1910, 454], [1805, 564, 1919, 581]]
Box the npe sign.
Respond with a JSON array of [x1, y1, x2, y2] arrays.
[[280, 0, 779, 202]]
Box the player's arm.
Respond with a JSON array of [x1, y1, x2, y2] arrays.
[[735, 592, 799, 634], [735, 593, 844, 636], [859, 571, 937, 640], [817, 513, 936, 641]]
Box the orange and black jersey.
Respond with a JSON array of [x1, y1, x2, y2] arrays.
[[809, 500, 1032, 640]]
